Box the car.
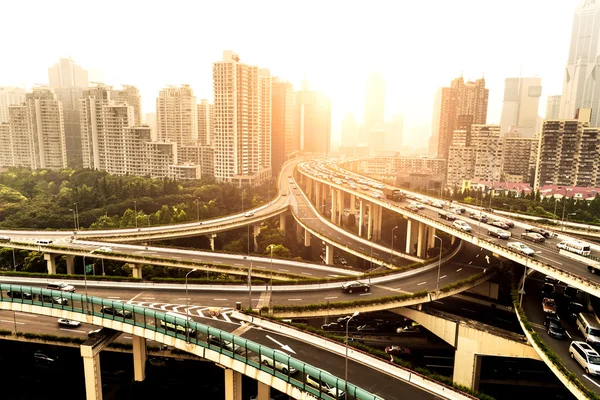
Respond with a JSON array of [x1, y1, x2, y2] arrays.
[[452, 220, 472, 232], [341, 281, 370, 293], [34, 351, 56, 365], [321, 322, 343, 331], [404, 205, 419, 212], [0, 236, 10, 242], [57, 318, 81, 327], [244, 211, 255, 217], [356, 324, 378, 333], [432, 201, 444, 208], [507, 242, 535, 256], [397, 322, 421, 334], [564, 286, 578, 301], [525, 227, 551, 238], [469, 212, 487, 222], [385, 346, 412, 356], [545, 317, 567, 339], [566, 302, 584, 319], [487, 227, 510, 239], [541, 282, 555, 297], [46, 282, 75, 293], [100, 306, 133, 319], [520, 232, 545, 243], [260, 353, 297, 375], [39, 294, 68, 305], [490, 220, 510, 230], [208, 334, 243, 354], [96, 246, 112, 252], [305, 374, 345, 399], [410, 202, 424, 210], [88, 328, 102, 337], [542, 297, 557, 314], [438, 211, 456, 221], [570, 341, 600, 376], [482, 207, 494, 213], [7, 291, 33, 300], [496, 219, 514, 228]]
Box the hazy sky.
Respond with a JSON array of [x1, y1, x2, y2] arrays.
[[1, 0, 579, 148]]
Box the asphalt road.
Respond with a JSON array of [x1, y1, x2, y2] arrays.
[[522, 272, 600, 395]]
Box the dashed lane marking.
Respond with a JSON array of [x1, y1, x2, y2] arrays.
[[456, 268, 463, 272], [439, 275, 447, 279], [1, 320, 24, 325], [417, 282, 426, 285]]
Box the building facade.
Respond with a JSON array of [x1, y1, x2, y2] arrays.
[[0, 87, 26, 124], [499, 77, 542, 137], [197, 99, 213, 146], [156, 85, 198, 146], [472, 125, 503, 183], [114, 85, 142, 126], [363, 72, 385, 145], [271, 78, 295, 177], [294, 78, 331, 155], [546, 95, 561, 120], [502, 136, 537, 183]]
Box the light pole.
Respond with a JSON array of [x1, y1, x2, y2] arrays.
[[82, 250, 96, 314], [434, 235, 443, 291], [195, 199, 200, 222], [269, 245, 275, 313], [185, 268, 198, 341], [345, 311, 359, 396], [134, 200, 138, 229], [11, 247, 16, 270], [561, 189, 568, 232], [390, 226, 398, 262], [73, 203, 80, 230], [503, 203, 513, 213], [566, 212, 577, 229], [248, 261, 253, 310], [69, 208, 77, 231]]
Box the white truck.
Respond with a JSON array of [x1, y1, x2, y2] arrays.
[[558, 249, 600, 274]]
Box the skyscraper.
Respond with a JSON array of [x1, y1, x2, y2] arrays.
[[472, 125, 503, 183], [156, 85, 198, 146], [364, 72, 385, 145], [294, 78, 331, 155], [559, 1, 600, 124], [48, 58, 89, 168], [271, 78, 294, 177], [436, 77, 488, 160], [545, 95, 561, 120], [0, 87, 26, 123], [114, 85, 142, 126], [341, 112, 357, 147], [499, 77, 542, 137], [213, 51, 272, 185], [429, 88, 443, 157], [384, 114, 404, 150], [197, 99, 213, 146]]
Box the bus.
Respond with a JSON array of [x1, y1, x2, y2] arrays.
[[557, 240, 592, 256]]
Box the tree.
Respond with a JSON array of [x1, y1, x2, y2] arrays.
[[265, 244, 291, 258]]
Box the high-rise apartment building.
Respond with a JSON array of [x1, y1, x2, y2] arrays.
[[535, 116, 600, 188], [1, 88, 67, 169], [213, 51, 272, 185], [502, 136, 537, 183], [48, 58, 89, 168], [114, 85, 142, 126], [436, 77, 488, 160], [294, 78, 331, 155], [144, 112, 157, 140], [429, 89, 443, 157], [0, 123, 10, 166], [197, 99, 213, 146], [364, 72, 385, 144], [156, 85, 198, 146], [0, 87, 26, 123], [546, 95, 561, 120], [499, 77, 542, 137], [472, 125, 503, 183], [384, 114, 404, 150], [560, 1, 600, 124], [271, 78, 295, 177], [341, 113, 358, 147], [446, 130, 476, 187]]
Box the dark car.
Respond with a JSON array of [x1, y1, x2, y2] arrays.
[[7, 291, 32, 300], [525, 227, 551, 238], [33, 351, 56, 366], [469, 212, 488, 222], [541, 282, 555, 297], [438, 211, 456, 221], [341, 281, 370, 294], [356, 324, 378, 333], [566, 302, 584, 319], [521, 232, 545, 243], [564, 286, 578, 301], [490, 220, 510, 230], [100, 306, 133, 319], [321, 322, 343, 331], [545, 317, 567, 339], [385, 346, 412, 356]]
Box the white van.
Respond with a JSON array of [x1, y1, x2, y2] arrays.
[[36, 239, 53, 245], [557, 240, 592, 256], [569, 341, 600, 376], [577, 312, 600, 345]]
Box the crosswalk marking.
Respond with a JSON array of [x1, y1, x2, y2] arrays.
[[127, 300, 235, 324]]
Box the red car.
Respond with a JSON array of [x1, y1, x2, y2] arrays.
[[542, 297, 557, 314]]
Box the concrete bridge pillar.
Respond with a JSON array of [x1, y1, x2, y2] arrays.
[[256, 382, 271, 400], [65, 254, 75, 275], [358, 200, 364, 237], [325, 243, 334, 265], [279, 213, 287, 234], [130, 263, 142, 279], [372, 204, 382, 241], [224, 368, 242, 400], [132, 336, 147, 382], [306, 177, 313, 202], [304, 230, 311, 247], [417, 222, 427, 258], [331, 188, 337, 223], [367, 203, 373, 240], [253, 224, 261, 253], [81, 349, 103, 400], [349, 194, 356, 214], [315, 181, 321, 211], [44, 253, 57, 275], [296, 223, 303, 243], [336, 190, 344, 225], [453, 349, 482, 391], [427, 227, 436, 255], [209, 233, 217, 251]]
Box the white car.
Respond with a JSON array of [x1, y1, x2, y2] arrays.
[[410, 201, 424, 210], [305, 374, 345, 399], [570, 341, 600, 376], [58, 318, 81, 327], [452, 220, 472, 232], [96, 246, 112, 252], [244, 211, 255, 217], [507, 242, 535, 256], [260, 353, 297, 375]]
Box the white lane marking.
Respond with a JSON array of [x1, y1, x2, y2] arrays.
[[213, 298, 228, 301], [433, 300, 444, 304], [59, 328, 86, 333], [124, 336, 133, 340], [177, 298, 191, 300], [213, 261, 223, 264], [359, 293, 372, 296], [584, 375, 600, 389], [1, 319, 24, 325], [287, 298, 302, 301], [14, 313, 36, 318], [468, 261, 473, 265], [417, 282, 426, 286], [234, 263, 243, 266], [537, 254, 563, 265], [301, 272, 313, 276], [461, 308, 476, 313], [476, 254, 479, 258], [107, 296, 120, 299], [279, 269, 289, 272], [328, 275, 342, 277], [324, 296, 338, 300], [456, 268, 463, 272], [127, 292, 145, 303], [222, 312, 232, 323], [439, 275, 447, 279], [256, 266, 266, 269], [142, 297, 155, 300]]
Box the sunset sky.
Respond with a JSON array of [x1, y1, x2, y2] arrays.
[[0, 0, 579, 148]]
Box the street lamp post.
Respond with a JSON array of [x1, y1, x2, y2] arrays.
[[269, 245, 275, 313], [12, 248, 16, 270], [73, 203, 80, 231], [390, 226, 398, 262], [566, 212, 577, 229], [434, 235, 443, 291], [345, 311, 359, 397], [185, 268, 198, 341], [82, 250, 96, 314], [561, 189, 568, 232], [248, 261, 253, 311], [195, 199, 200, 222], [503, 203, 513, 213], [134, 200, 138, 229]]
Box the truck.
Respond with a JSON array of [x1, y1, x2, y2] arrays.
[[558, 249, 600, 274], [383, 188, 403, 201]]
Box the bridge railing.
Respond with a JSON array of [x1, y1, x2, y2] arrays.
[[0, 284, 381, 400]]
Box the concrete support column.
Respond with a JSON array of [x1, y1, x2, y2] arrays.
[[304, 230, 311, 247], [130, 263, 142, 279], [372, 204, 382, 241], [405, 219, 413, 254], [325, 244, 334, 265], [367, 203, 373, 240], [427, 227, 436, 253], [253, 224, 261, 253], [453, 350, 482, 391], [349, 194, 356, 214], [315, 181, 321, 211], [209, 233, 217, 251], [417, 222, 426, 258], [224, 368, 242, 400], [296, 223, 303, 243], [336, 190, 344, 225], [256, 382, 271, 400], [358, 200, 364, 237], [306, 178, 313, 202], [330, 188, 337, 223], [279, 213, 286, 234], [44, 253, 57, 275], [65, 254, 75, 275], [132, 336, 147, 382], [81, 349, 103, 400], [451, 235, 457, 245]]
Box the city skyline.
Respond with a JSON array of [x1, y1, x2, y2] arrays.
[[0, 0, 578, 148]]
